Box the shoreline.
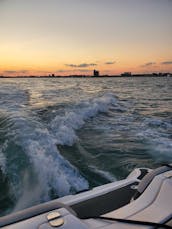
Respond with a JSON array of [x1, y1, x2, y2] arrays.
[[0, 74, 171, 79]]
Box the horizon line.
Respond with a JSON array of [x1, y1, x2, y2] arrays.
[[0, 72, 172, 78]]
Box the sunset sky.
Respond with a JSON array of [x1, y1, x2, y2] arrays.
[[0, 0, 172, 76]]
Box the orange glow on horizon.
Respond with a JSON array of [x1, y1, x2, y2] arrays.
[[0, 57, 172, 77], [0, 0, 172, 77]]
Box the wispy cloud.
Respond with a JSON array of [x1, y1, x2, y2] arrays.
[[1, 70, 50, 76], [3, 71, 18, 74], [65, 63, 97, 68], [56, 69, 72, 73], [77, 69, 92, 72], [141, 62, 156, 67], [3, 70, 29, 74], [141, 60, 172, 68], [56, 69, 91, 73], [161, 61, 172, 65], [105, 61, 116, 65]]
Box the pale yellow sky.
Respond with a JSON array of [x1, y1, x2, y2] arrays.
[[0, 0, 172, 76]]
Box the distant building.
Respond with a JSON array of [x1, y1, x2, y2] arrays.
[[93, 70, 99, 77], [121, 72, 132, 77], [48, 74, 55, 77], [153, 72, 171, 77]]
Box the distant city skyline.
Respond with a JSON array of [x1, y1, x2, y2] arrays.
[[0, 0, 172, 76]]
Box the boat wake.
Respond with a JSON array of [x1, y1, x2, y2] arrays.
[[0, 93, 117, 213]]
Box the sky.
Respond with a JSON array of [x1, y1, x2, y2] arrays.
[[0, 0, 172, 76]]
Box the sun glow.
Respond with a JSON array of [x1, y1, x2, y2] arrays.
[[0, 0, 172, 76]]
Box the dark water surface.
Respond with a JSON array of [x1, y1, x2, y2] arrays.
[[0, 77, 171, 216]]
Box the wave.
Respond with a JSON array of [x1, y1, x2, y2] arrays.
[[89, 165, 116, 182], [0, 93, 117, 212], [137, 128, 172, 158], [0, 141, 8, 174], [5, 115, 88, 210], [143, 117, 172, 129], [50, 93, 117, 146], [135, 117, 172, 159]]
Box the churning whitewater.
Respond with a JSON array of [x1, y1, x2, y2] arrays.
[[0, 77, 172, 216]]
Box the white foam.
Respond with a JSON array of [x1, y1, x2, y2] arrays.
[[89, 165, 116, 182], [50, 93, 117, 146], [18, 126, 89, 199], [13, 171, 43, 211], [6, 93, 117, 210], [0, 140, 8, 173], [136, 118, 172, 158], [143, 117, 172, 129], [5, 113, 89, 212], [0, 153, 6, 174]]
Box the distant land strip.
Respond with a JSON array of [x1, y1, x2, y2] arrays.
[[0, 73, 172, 78]]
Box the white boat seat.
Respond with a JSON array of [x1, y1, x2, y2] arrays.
[[133, 165, 170, 200], [101, 171, 172, 228]]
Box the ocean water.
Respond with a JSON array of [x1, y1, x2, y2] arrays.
[[0, 77, 172, 216]]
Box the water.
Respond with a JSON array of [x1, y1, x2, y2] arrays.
[[0, 77, 171, 216]]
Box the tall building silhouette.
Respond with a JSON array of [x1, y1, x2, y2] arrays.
[[93, 70, 99, 77]]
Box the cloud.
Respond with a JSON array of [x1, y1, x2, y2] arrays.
[[77, 69, 92, 72], [3, 70, 29, 74], [3, 71, 18, 74], [141, 62, 156, 67], [56, 69, 92, 73], [141, 61, 172, 68], [65, 63, 97, 68], [105, 61, 116, 65], [161, 61, 172, 65], [56, 69, 71, 73], [1, 70, 39, 76]]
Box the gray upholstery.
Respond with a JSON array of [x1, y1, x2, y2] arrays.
[[0, 200, 76, 227]]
